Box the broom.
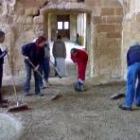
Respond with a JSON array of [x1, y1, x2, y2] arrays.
[[110, 86, 125, 100], [27, 59, 62, 101], [49, 60, 62, 79], [6, 51, 28, 112]]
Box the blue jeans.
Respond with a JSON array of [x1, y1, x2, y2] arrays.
[[39, 58, 50, 87], [24, 61, 40, 94], [125, 62, 140, 107]]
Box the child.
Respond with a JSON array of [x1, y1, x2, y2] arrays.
[[71, 48, 88, 91]]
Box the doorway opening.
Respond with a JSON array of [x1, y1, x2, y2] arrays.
[[44, 10, 91, 76]]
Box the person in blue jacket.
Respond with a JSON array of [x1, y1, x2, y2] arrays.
[[119, 41, 140, 110], [0, 31, 8, 107], [22, 36, 46, 96]]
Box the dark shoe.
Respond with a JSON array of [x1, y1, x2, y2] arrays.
[[36, 93, 44, 97], [75, 82, 85, 92], [119, 105, 132, 111], [40, 85, 47, 89]]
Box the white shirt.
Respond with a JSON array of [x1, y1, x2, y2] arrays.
[[0, 44, 5, 51]]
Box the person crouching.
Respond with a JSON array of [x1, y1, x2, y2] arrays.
[[22, 36, 46, 96], [71, 48, 88, 91]]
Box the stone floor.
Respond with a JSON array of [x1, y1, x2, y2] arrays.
[[0, 76, 140, 140]]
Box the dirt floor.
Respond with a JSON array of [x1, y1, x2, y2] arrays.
[[0, 76, 140, 140]]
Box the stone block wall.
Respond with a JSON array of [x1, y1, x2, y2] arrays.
[[92, 4, 123, 78], [0, 0, 128, 81]]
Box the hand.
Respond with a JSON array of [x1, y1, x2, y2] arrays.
[[25, 56, 29, 60], [4, 49, 8, 54], [34, 65, 39, 72], [2, 49, 8, 57]]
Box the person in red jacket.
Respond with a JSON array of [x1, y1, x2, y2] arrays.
[[71, 48, 88, 91]]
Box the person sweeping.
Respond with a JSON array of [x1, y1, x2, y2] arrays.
[[0, 31, 8, 107], [71, 48, 88, 91], [22, 36, 46, 96], [119, 41, 140, 111]]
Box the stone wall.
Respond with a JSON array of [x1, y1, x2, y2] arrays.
[[93, 2, 123, 78], [121, 0, 140, 78], [0, 0, 127, 80]]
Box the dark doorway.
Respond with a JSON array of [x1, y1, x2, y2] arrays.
[[57, 15, 70, 39]]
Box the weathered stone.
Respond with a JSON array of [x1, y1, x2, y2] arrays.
[[106, 16, 123, 24], [107, 32, 122, 38], [96, 25, 116, 32], [115, 8, 123, 16], [33, 15, 44, 24], [101, 8, 115, 16], [0, 0, 133, 80]]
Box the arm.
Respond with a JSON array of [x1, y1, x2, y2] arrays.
[[21, 44, 29, 57], [52, 42, 56, 58], [38, 48, 45, 66], [0, 50, 7, 59], [45, 43, 50, 58], [22, 43, 32, 60], [63, 42, 66, 58], [71, 54, 77, 63], [34, 49, 45, 71], [127, 50, 130, 67]]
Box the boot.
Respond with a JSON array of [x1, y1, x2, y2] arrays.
[[75, 82, 85, 92]]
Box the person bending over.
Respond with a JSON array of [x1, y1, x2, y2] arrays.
[[22, 36, 46, 96], [119, 41, 140, 111], [71, 48, 88, 91]]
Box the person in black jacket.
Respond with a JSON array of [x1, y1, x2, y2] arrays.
[[119, 41, 140, 110], [0, 31, 8, 107], [22, 36, 46, 96]]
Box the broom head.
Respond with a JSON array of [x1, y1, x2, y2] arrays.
[[8, 103, 29, 112]]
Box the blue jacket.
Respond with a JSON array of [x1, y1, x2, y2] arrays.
[[22, 43, 44, 66], [127, 45, 140, 66]]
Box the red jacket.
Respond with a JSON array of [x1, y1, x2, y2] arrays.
[[71, 49, 88, 80], [71, 49, 88, 63]]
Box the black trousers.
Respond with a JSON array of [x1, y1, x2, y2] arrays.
[[0, 65, 3, 102]]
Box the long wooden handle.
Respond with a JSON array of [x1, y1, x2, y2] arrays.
[[27, 59, 43, 78], [7, 53, 18, 102]]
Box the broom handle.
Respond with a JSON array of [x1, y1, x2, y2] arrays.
[[6, 53, 19, 102], [27, 59, 43, 78], [49, 60, 62, 78]]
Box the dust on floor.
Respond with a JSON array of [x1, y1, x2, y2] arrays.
[[0, 77, 140, 140]]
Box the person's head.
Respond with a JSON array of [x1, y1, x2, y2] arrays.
[[71, 48, 77, 56], [57, 35, 62, 40], [36, 29, 44, 37], [0, 31, 5, 43], [131, 40, 139, 46], [36, 36, 46, 47]]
